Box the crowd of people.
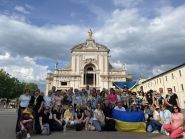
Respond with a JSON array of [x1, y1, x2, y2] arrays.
[[15, 86, 185, 139]]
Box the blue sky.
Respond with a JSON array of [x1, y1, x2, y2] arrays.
[[0, 0, 185, 91]]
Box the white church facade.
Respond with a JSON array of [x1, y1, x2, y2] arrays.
[[46, 31, 132, 93]]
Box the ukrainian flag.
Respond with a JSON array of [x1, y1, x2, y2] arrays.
[[112, 109, 146, 132]]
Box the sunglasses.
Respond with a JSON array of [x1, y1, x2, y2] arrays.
[[173, 107, 178, 110]]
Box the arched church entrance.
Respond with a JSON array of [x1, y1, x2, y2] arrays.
[[84, 64, 96, 86]]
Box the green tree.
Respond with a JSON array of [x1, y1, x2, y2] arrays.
[[0, 69, 39, 99]]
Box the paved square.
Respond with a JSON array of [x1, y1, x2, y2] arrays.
[[0, 110, 170, 139]]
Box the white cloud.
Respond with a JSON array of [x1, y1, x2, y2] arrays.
[[14, 6, 30, 14], [1, 3, 185, 83], [0, 52, 49, 84], [113, 0, 143, 8], [0, 15, 87, 60], [0, 52, 10, 60], [25, 4, 34, 11], [152, 64, 174, 76]]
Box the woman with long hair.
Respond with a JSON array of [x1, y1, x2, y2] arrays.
[[92, 103, 105, 131], [163, 106, 184, 138]]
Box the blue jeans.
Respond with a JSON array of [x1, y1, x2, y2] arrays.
[[92, 120, 102, 131], [149, 120, 162, 131]]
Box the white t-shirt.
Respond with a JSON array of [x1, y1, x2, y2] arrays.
[[114, 106, 126, 112], [93, 109, 104, 121], [19, 94, 31, 107]]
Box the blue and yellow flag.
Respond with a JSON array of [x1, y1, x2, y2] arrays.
[[112, 109, 146, 132]]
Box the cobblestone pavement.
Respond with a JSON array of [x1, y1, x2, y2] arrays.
[[0, 110, 170, 139]]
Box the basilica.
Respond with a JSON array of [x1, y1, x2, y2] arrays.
[[46, 30, 132, 93]]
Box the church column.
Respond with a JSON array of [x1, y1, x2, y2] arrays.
[[93, 73, 96, 87], [81, 73, 84, 87], [105, 55, 108, 73], [96, 73, 99, 87], [84, 73, 86, 85]]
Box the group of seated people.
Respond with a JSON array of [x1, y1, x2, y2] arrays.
[[15, 86, 185, 139]]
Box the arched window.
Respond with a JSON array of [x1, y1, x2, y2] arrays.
[[87, 67, 93, 71]]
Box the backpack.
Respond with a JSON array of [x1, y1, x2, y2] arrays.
[[147, 124, 153, 132], [41, 124, 50, 135]]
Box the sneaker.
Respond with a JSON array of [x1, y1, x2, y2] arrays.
[[16, 132, 22, 139], [183, 133, 185, 139], [152, 130, 159, 134], [63, 126, 67, 132], [164, 131, 170, 136], [26, 133, 31, 139]]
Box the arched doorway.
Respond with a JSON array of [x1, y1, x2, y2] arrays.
[[84, 64, 96, 86]]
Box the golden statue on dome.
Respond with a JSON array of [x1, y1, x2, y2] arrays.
[[88, 29, 93, 39]]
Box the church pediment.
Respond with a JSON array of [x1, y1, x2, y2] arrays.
[[71, 39, 110, 52], [71, 29, 109, 52]]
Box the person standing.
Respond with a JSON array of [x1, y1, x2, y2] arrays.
[[16, 89, 31, 133], [29, 89, 44, 133], [165, 88, 180, 112], [44, 90, 55, 109]]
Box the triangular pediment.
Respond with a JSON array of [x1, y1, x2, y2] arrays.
[[71, 39, 110, 52]]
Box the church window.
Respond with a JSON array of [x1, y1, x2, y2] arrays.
[[61, 82, 67, 86]]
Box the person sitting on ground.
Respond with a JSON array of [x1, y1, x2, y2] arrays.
[[74, 104, 85, 131], [163, 106, 184, 139], [92, 103, 105, 131], [39, 106, 52, 135], [84, 102, 95, 131], [130, 102, 138, 112], [63, 104, 75, 131], [51, 104, 65, 131], [143, 103, 152, 121], [18, 108, 34, 139], [160, 105, 171, 125], [102, 102, 116, 131], [159, 105, 171, 135], [147, 105, 162, 133]]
